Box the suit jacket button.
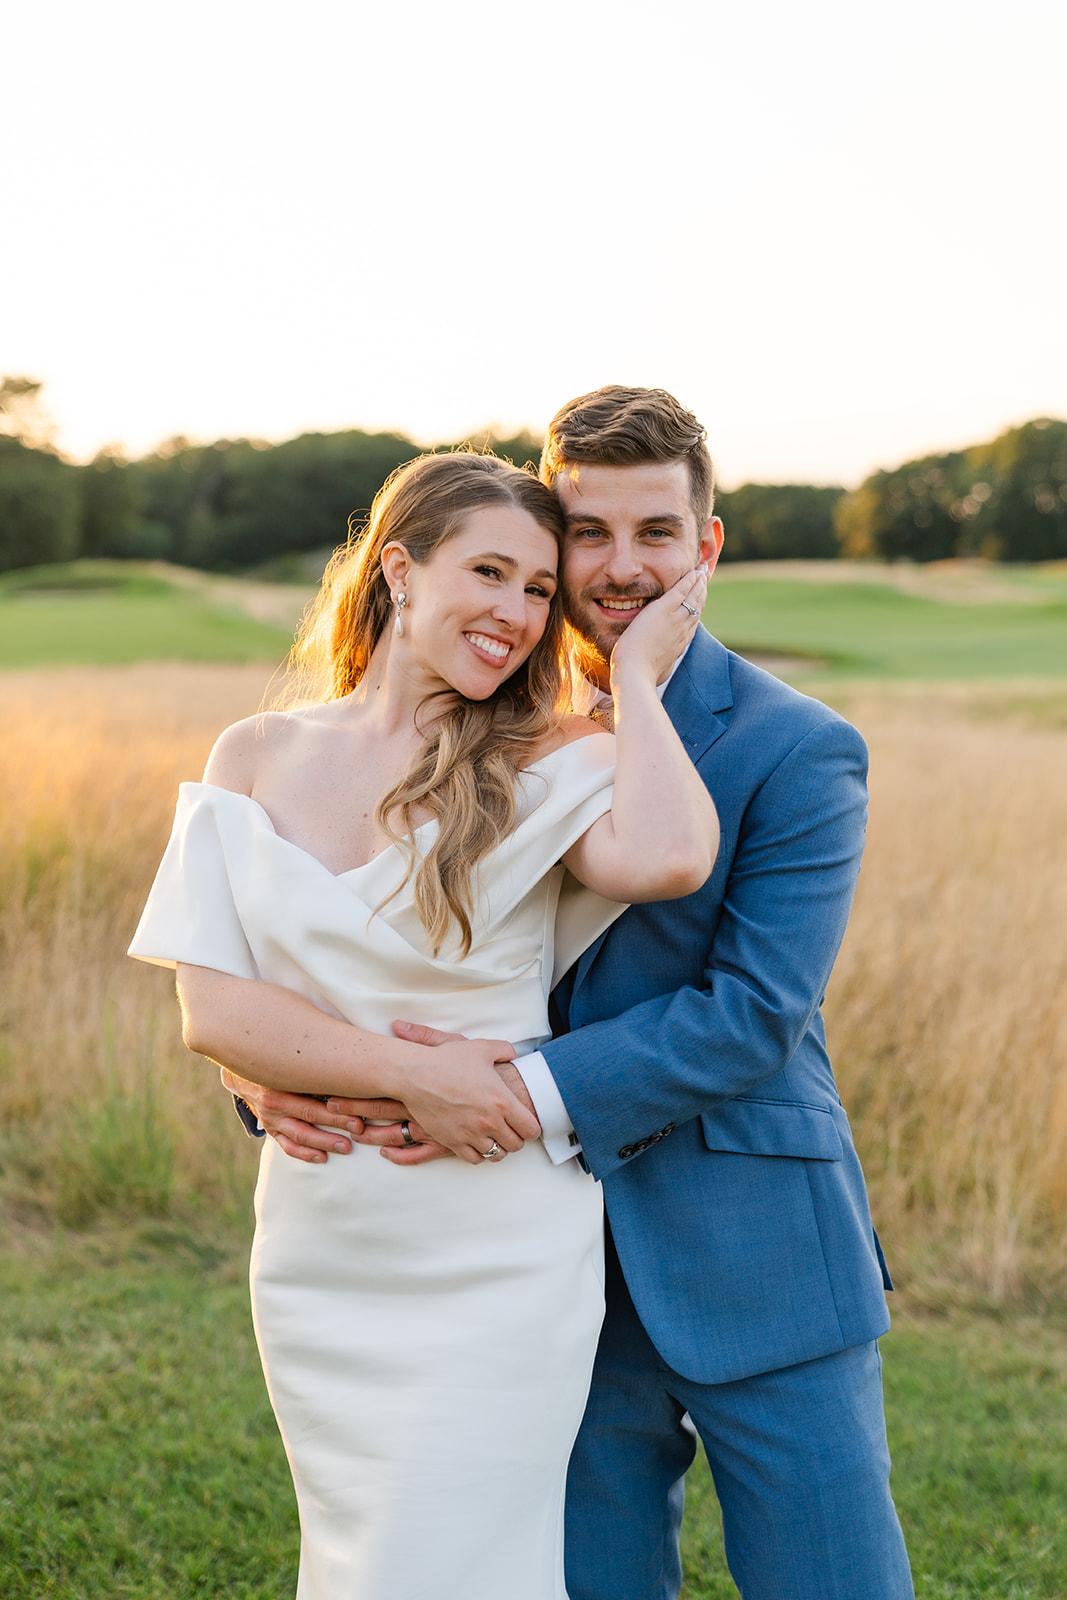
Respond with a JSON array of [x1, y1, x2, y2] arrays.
[[618, 1145, 635, 1159], [647, 1131, 662, 1144], [661, 1123, 675, 1136]]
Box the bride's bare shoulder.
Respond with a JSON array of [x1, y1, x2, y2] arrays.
[[531, 714, 608, 763], [202, 708, 320, 794], [556, 714, 606, 748]]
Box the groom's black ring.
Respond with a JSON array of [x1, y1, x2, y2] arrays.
[[400, 1120, 418, 1146]]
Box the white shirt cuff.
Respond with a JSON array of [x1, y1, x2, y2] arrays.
[[514, 1050, 582, 1164]]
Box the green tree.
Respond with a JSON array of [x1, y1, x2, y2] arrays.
[[0, 437, 81, 572], [454, 430, 542, 472], [956, 419, 1067, 561], [837, 420, 1067, 563], [121, 428, 539, 572], [192, 430, 421, 569], [717, 483, 844, 561], [834, 452, 967, 561], [78, 448, 145, 557], [0, 375, 54, 450], [0, 377, 81, 569], [124, 438, 252, 566]]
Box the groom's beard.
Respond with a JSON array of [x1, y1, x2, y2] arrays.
[[563, 582, 664, 681]]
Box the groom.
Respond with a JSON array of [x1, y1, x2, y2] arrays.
[[229, 387, 913, 1599]]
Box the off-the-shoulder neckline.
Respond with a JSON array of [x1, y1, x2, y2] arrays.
[[181, 730, 614, 881]]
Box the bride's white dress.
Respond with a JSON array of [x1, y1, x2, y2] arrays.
[[129, 734, 623, 1600]]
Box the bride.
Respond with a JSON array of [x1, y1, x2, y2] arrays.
[[129, 450, 717, 1600]]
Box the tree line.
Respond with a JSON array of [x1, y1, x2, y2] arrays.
[[2, 378, 1066, 575]]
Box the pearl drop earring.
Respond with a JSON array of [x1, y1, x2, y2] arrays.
[[394, 591, 408, 638]]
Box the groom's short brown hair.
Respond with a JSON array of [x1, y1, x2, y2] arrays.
[[540, 386, 715, 527]]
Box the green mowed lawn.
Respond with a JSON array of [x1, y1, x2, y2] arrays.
[[707, 578, 1067, 679], [2, 559, 1066, 677], [3, 1235, 1067, 1598], [0, 568, 293, 669]]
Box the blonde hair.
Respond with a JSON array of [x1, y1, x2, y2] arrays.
[[282, 452, 568, 954]]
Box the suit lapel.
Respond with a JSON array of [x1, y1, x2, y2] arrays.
[[664, 626, 734, 764], [566, 629, 734, 1006]]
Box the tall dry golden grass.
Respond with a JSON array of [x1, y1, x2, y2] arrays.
[[820, 681, 1067, 1303], [1, 665, 1065, 1300], [0, 664, 274, 1231]]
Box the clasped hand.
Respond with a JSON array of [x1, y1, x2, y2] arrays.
[[221, 1021, 538, 1167]]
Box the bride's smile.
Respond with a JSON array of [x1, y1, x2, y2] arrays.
[[383, 504, 559, 704]]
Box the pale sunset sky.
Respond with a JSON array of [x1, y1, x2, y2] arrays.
[[4, 0, 1065, 487]]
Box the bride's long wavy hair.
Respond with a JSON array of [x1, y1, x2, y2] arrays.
[[280, 451, 570, 955]]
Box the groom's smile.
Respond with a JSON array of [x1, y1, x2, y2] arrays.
[[589, 593, 655, 620], [557, 460, 723, 679]]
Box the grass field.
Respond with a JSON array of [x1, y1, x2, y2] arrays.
[[0, 563, 295, 668], [2, 561, 1066, 1596], [3, 1232, 1067, 1599], [2, 555, 1065, 678], [709, 560, 1067, 678], [3, 661, 1063, 1297]]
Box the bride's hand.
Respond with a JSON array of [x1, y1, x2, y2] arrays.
[[609, 566, 708, 688], [344, 1021, 463, 1165], [388, 1031, 539, 1164], [346, 1022, 540, 1166]]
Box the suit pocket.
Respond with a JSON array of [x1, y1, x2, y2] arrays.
[[700, 1097, 843, 1162]]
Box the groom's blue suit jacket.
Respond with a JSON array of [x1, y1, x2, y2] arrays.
[[541, 626, 891, 1389]]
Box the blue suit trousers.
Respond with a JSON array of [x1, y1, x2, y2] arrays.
[[565, 1235, 913, 1600]]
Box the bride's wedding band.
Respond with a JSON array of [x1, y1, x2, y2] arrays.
[[481, 1140, 503, 1160], [400, 1120, 417, 1146], [681, 600, 698, 617]]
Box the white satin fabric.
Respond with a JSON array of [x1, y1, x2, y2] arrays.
[[129, 734, 623, 1600]]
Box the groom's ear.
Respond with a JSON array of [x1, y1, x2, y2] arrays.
[[699, 515, 724, 574]]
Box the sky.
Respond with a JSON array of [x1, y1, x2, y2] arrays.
[[3, 0, 1065, 488]]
